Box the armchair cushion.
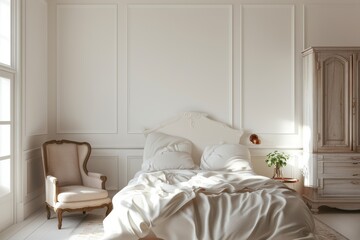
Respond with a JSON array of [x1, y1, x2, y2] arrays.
[[54, 197, 112, 210], [58, 185, 108, 203]]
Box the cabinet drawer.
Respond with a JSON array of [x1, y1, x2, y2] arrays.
[[318, 161, 360, 176], [318, 155, 360, 162], [320, 179, 360, 197]]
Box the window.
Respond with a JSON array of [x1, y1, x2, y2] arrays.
[[0, 0, 14, 227], [0, 73, 12, 197], [0, 0, 11, 66]]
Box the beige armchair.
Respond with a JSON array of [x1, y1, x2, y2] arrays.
[[41, 139, 112, 229]]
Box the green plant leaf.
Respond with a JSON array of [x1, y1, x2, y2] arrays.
[[265, 150, 289, 168]]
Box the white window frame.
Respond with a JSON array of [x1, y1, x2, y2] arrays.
[[0, 69, 14, 198], [0, 0, 20, 224]]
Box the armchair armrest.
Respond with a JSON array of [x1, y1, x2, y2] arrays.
[[45, 175, 59, 206], [82, 172, 107, 189]]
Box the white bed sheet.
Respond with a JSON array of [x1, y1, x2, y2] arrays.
[[103, 170, 316, 240]]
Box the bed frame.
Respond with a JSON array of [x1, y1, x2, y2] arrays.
[[144, 112, 243, 165]]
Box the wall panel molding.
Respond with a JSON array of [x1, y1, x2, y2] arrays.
[[56, 4, 118, 134], [241, 4, 296, 136], [23, 148, 44, 202], [88, 155, 119, 190], [126, 155, 142, 183], [126, 4, 233, 134], [24, 0, 48, 137], [89, 149, 143, 190]]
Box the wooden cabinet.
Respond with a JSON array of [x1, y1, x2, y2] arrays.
[[318, 155, 360, 196], [302, 47, 360, 212]]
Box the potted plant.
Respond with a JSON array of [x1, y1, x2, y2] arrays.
[[265, 150, 289, 178]]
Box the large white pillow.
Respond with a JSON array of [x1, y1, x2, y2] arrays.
[[142, 132, 196, 171], [200, 143, 252, 171]]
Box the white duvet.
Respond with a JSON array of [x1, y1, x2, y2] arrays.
[[103, 170, 316, 240]]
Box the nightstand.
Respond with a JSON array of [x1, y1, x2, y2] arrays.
[[273, 177, 299, 192], [272, 177, 299, 183]]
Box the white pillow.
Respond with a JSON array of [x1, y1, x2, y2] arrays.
[[142, 132, 196, 171], [200, 143, 252, 171]]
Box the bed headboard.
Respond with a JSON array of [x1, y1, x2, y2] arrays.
[[144, 112, 243, 165]]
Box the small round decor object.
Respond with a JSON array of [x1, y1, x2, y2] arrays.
[[249, 134, 261, 144]]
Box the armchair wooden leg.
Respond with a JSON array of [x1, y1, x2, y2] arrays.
[[105, 203, 113, 216], [57, 209, 63, 229], [83, 211, 86, 215], [45, 203, 51, 219]]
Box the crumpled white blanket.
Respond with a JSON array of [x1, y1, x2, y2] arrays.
[[103, 170, 316, 240]]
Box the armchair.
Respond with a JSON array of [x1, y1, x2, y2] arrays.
[[41, 139, 112, 229]]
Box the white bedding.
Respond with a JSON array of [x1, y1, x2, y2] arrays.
[[103, 170, 316, 240]]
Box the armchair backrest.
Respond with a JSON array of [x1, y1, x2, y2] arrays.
[[42, 140, 92, 187]]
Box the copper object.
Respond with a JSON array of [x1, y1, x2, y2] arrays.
[[249, 134, 261, 144]]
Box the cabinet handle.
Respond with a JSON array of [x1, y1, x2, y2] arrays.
[[352, 99, 356, 115], [352, 162, 360, 165], [351, 181, 360, 185], [353, 174, 359, 176]]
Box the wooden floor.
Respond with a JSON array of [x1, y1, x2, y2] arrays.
[[0, 208, 106, 240], [0, 206, 359, 240], [313, 207, 360, 240]]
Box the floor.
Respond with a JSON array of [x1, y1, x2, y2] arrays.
[[313, 206, 360, 240], [0, 208, 108, 240], [0, 206, 359, 240]]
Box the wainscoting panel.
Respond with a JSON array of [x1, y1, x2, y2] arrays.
[[126, 156, 143, 184], [126, 4, 233, 133], [26, 157, 44, 196], [56, 4, 118, 134], [24, 0, 48, 136], [23, 148, 45, 218], [88, 155, 119, 191], [90, 149, 144, 190], [24, 149, 43, 199]]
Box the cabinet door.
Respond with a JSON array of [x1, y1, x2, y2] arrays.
[[356, 54, 360, 152], [317, 52, 353, 152]]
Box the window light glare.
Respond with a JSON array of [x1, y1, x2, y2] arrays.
[[0, 159, 10, 197], [0, 77, 11, 121], [0, 125, 10, 157]]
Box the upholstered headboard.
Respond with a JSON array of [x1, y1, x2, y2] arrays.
[[144, 112, 243, 165]]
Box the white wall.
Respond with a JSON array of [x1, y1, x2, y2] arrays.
[[22, 0, 360, 215], [51, 1, 304, 148]]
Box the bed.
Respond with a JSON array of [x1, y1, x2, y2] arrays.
[[103, 112, 316, 240]]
